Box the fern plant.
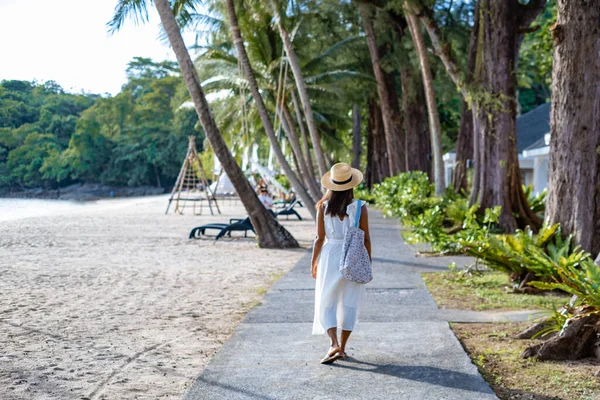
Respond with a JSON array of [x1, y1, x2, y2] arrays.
[[462, 223, 569, 281], [523, 185, 547, 215], [529, 258, 600, 309]]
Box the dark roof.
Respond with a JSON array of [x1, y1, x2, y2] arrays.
[[523, 136, 547, 152], [516, 103, 551, 152]]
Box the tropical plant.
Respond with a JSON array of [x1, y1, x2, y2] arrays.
[[524, 185, 547, 216], [530, 305, 573, 340], [530, 258, 600, 310]]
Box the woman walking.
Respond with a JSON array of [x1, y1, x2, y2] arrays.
[[311, 163, 372, 364]]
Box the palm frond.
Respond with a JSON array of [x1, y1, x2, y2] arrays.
[[107, 0, 150, 34], [304, 70, 374, 84], [302, 36, 362, 71]]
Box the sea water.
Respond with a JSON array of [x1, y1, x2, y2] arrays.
[[0, 198, 89, 221], [0, 196, 167, 222]]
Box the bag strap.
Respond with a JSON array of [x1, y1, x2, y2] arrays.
[[354, 200, 362, 228]]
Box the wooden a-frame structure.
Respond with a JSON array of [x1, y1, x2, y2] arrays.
[[165, 136, 221, 215]]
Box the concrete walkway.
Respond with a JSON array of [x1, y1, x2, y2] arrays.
[[185, 211, 500, 399]]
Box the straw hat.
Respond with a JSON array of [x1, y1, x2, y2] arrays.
[[320, 162, 363, 191]]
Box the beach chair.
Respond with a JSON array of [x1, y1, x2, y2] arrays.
[[189, 217, 255, 240], [274, 199, 304, 208], [275, 200, 303, 221]]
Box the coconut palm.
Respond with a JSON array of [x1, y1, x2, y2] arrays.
[[404, 9, 445, 196], [109, 0, 299, 248], [223, 0, 318, 215], [191, 2, 368, 192], [269, 0, 329, 177]]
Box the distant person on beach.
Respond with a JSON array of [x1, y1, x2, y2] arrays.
[[283, 191, 296, 204], [311, 163, 372, 364], [257, 186, 274, 210], [255, 178, 267, 193]]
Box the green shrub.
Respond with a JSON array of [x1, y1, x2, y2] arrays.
[[274, 174, 290, 190], [372, 171, 438, 222], [354, 185, 376, 204]]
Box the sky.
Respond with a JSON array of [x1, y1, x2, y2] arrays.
[[0, 0, 197, 95]]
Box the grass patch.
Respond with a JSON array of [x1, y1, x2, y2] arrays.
[[452, 323, 600, 400], [422, 271, 569, 311]]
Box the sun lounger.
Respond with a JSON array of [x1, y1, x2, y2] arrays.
[[189, 217, 255, 240], [275, 200, 303, 220], [274, 199, 304, 208]]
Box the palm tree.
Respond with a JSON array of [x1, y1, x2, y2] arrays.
[[290, 88, 317, 181], [223, 0, 317, 215], [404, 9, 445, 196], [278, 102, 323, 199], [193, 5, 365, 196], [359, 3, 405, 176], [270, 0, 329, 177], [110, 0, 299, 248]]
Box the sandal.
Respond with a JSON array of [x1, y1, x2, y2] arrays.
[[320, 347, 342, 364]]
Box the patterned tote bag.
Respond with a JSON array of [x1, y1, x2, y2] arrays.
[[339, 200, 373, 284]]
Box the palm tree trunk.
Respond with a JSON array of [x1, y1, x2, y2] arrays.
[[405, 11, 445, 196], [400, 64, 431, 175], [351, 104, 361, 169], [224, 0, 316, 218], [366, 97, 390, 188], [153, 0, 298, 248], [360, 3, 405, 176], [290, 89, 318, 181], [271, 5, 328, 177], [280, 103, 322, 198], [452, 0, 479, 194]]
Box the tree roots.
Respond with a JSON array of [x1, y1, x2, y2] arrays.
[[520, 312, 600, 361]]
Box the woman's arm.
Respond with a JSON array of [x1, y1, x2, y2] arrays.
[[359, 205, 372, 261], [311, 204, 326, 279]]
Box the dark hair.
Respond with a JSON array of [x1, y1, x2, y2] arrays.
[[316, 189, 354, 219]]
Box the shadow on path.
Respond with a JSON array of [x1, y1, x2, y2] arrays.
[[332, 358, 492, 395], [188, 377, 277, 400], [371, 257, 454, 270]]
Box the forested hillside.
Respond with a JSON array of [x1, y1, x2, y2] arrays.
[[0, 57, 203, 192]]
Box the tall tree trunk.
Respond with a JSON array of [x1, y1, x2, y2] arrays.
[[224, 0, 316, 218], [366, 97, 390, 188], [351, 104, 362, 169], [279, 102, 322, 200], [468, 0, 545, 231], [154, 0, 298, 248], [416, 0, 546, 229], [271, 5, 328, 177], [400, 64, 431, 175], [452, 0, 479, 194], [360, 3, 405, 176], [290, 88, 318, 184], [405, 11, 445, 195], [453, 102, 473, 193], [547, 0, 600, 255]]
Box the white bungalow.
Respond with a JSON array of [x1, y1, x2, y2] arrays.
[[443, 103, 551, 195]]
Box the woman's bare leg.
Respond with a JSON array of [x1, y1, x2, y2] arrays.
[[339, 330, 352, 358], [326, 327, 340, 354]]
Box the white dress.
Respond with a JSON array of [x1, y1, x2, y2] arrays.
[[312, 200, 366, 335]]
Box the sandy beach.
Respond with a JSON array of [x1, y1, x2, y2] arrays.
[[0, 195, 314, 399]]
